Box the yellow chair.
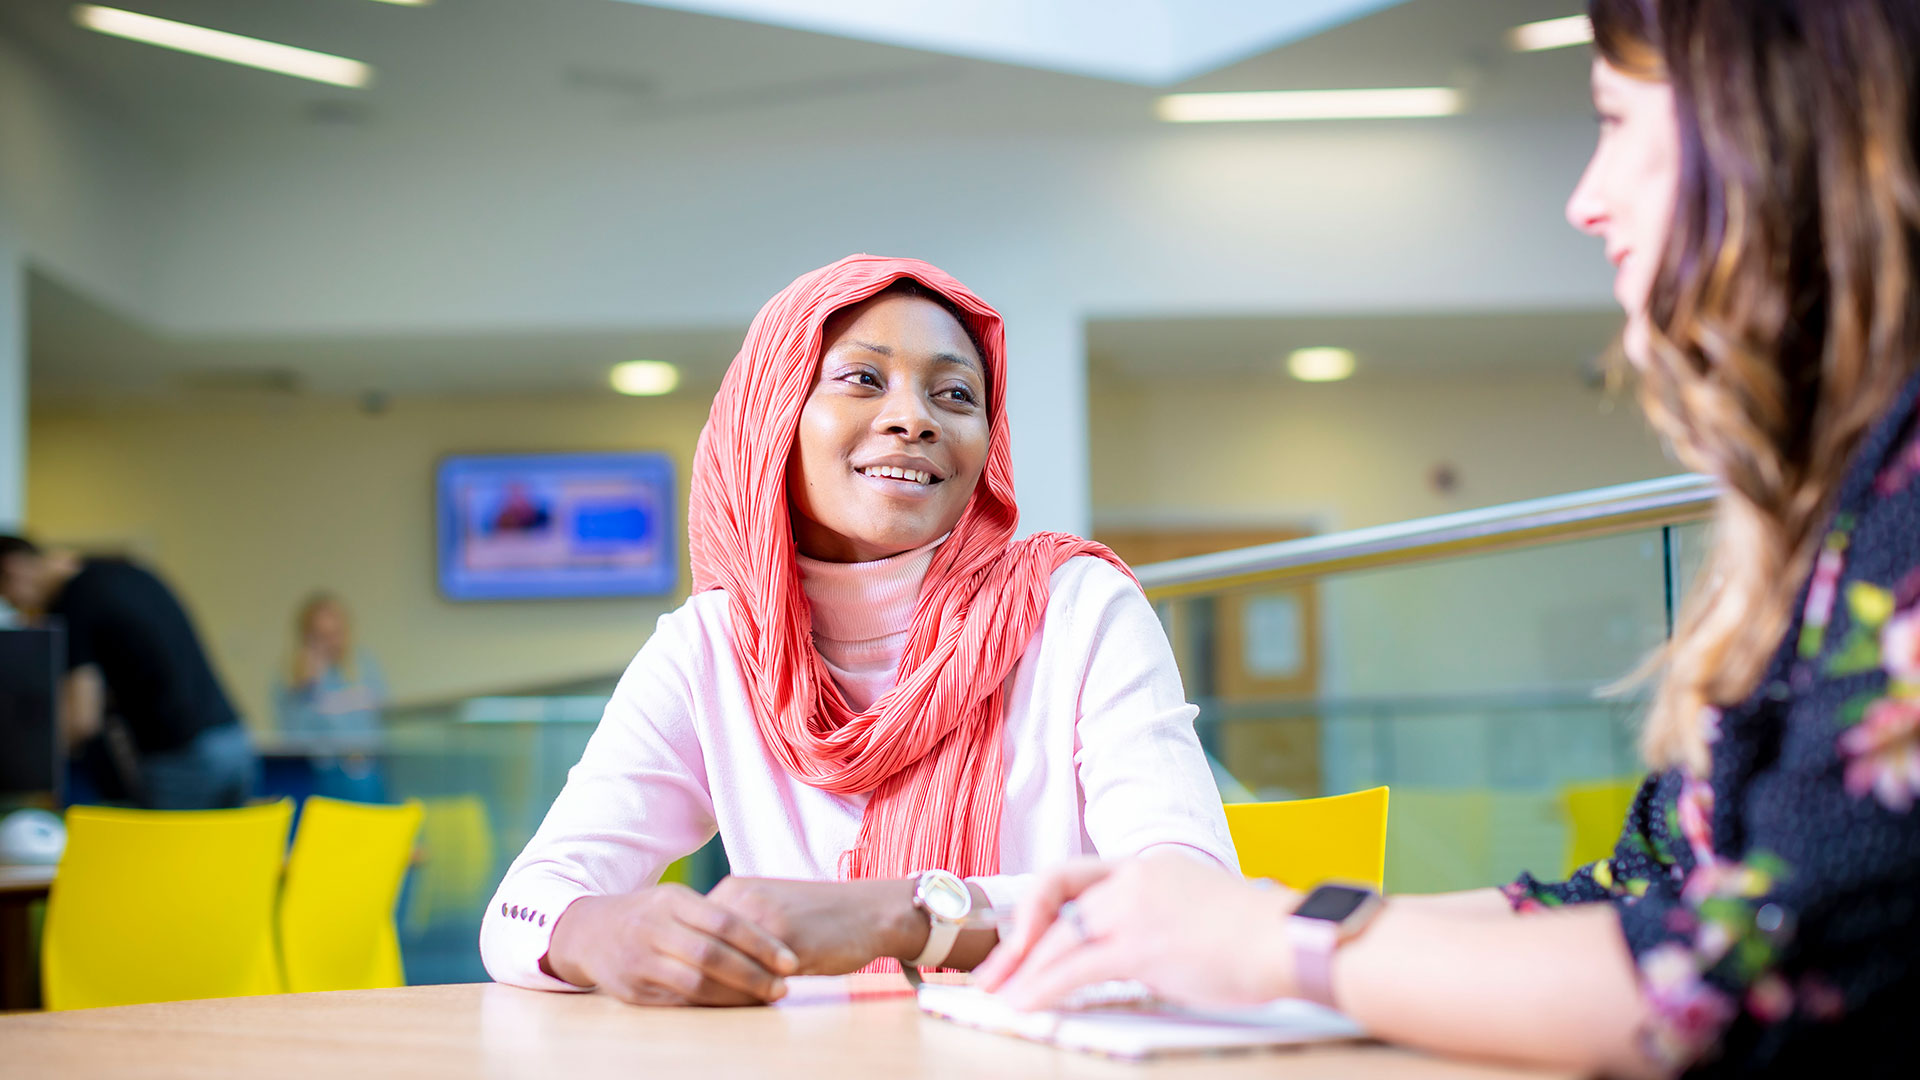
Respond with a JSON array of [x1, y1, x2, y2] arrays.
[[1224, 786, 1389, 891], [279, 797, 424, 993], [404, 795, 497, 934], [1561, 777, 1643, 876], [658, 853, 695, 886], [43, 800, 293, 1010], [1383, 788, 1494, 895]]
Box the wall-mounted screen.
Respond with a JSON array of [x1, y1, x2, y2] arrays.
[[436, 453, 676, 600]]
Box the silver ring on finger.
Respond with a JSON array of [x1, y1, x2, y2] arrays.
[[1062, 901, 1093, 944]]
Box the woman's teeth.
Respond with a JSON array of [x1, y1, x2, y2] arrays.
[[859, 466, 934, 485]]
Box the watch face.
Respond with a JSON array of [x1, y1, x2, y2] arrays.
[[920, 873, 971, 921], [1295, 884, 1374, 923]]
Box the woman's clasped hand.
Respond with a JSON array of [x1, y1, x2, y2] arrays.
[[544, 876, 950, 1005]]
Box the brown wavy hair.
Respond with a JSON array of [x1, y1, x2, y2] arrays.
[[1592, 0, 1920, 773]]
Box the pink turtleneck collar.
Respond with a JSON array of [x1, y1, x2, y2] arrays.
[[796, 536, 942, 712]]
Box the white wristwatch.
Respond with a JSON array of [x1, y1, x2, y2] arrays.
[[906, 869, 974, 969]]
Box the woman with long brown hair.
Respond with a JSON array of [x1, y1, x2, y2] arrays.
[[978, 0, 1920, 1074]]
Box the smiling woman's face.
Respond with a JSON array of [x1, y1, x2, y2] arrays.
[[787, 291, 990, 563], [1566, 58, 1681, 367]]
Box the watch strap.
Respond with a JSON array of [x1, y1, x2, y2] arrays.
[[1286, 914, 1341, 1008], [907, 912, 962, 969]]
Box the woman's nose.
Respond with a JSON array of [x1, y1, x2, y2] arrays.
[[1565, 164, 1608, 238], [875, 387, 937, 441]]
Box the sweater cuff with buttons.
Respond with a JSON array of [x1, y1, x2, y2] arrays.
[[479, 879, 595, 992]]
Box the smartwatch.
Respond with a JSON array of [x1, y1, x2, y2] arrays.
[[1285, 882, 1382, 1010], [907, 869, 973, 969]]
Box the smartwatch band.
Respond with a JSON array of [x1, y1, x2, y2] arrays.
[[1285, 915, 1341, 1008]]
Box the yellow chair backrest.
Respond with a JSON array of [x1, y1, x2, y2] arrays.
[[1562, 777, 1643, 876], [279, 797, 424, 993], [404, 795, 497, 934], [1224, 786, 1390, 891], [43, 800, 293, 1010]]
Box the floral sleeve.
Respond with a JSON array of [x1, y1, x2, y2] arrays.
[[1502, 772, 1668, 911], [1504, 390, 1920, 1075]]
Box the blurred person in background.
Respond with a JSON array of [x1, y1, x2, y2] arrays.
[[978, 1, 1920, 1076], [0, 534, 257, 810], [481, 255, 1235, 1006], [274, 591, 388, 803]]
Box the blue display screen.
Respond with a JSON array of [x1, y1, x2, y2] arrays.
[[435, 452, 677, 600]]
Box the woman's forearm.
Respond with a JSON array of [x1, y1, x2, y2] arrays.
[[1390, 887, 1517, 919], [1335, 900, 1660, 1079]]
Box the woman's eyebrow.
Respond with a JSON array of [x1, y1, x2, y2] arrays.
[[932, 351, 983, 374], [838, 340, 981, 375]]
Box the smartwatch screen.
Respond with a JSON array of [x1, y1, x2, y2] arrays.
[[1295, 884, 1374, 922]]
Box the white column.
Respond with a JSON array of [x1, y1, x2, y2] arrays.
[[0, 231, 22, 528], [997, 300, 1089, 538]]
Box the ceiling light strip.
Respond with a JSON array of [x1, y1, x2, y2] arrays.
[[1507, 15, 1594, 53], [1156, 87, 1462, 123], [73, 5, 374, 88]]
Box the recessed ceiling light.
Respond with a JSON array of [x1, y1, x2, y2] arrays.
[[610, 360, 680, 397], [73, 5, 373, 88], [1507, 15, 1593, 52], [1156, 88, 1462, 123], [1286, 347, 1356, 383]]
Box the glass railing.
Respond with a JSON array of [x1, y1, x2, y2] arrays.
[[1137, 474, 1716, 895], [282, 474, 1716, 982]]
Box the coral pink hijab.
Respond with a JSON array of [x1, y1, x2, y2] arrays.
[[688, 254, 1131, 884]]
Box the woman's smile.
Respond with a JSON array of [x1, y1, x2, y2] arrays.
[[853, 456, 947, 494]]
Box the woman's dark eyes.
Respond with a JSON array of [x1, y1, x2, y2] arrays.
[[836, 371, 976, 404]]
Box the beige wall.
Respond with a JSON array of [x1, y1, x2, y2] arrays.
[[1091, 370, 1675, 533], [27, 393, 713, 730]]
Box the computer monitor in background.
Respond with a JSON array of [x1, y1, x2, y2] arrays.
[[0, 627, 64, 806]]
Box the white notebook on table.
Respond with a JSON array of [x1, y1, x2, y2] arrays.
[[916, 981, 1365, 1062]]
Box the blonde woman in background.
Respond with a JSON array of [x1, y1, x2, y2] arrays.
[[274, 592, 388, 803]]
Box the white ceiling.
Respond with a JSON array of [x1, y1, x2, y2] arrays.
[[26, 272, 748, 401], [8, 0, 1607, 402], [30, 268, 1622, 403], [1087, 309, 1623, 383], [0, 0, 1593, 148], [617, 0, 1412, 85]]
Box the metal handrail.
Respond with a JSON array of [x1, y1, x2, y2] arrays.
[[1134, 473, 1717, 599]]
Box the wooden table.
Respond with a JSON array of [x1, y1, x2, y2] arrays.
[[0, 976, 1571, 1079]]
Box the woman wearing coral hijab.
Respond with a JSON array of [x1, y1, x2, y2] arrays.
[[981, 0, 1920, 1075], [482, 255, 1234, 1005]]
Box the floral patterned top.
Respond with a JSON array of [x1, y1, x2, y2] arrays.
[[1504, 373, 1920, 1077]]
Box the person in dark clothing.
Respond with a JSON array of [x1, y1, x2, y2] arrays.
[[0, 535, 256, 809]]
